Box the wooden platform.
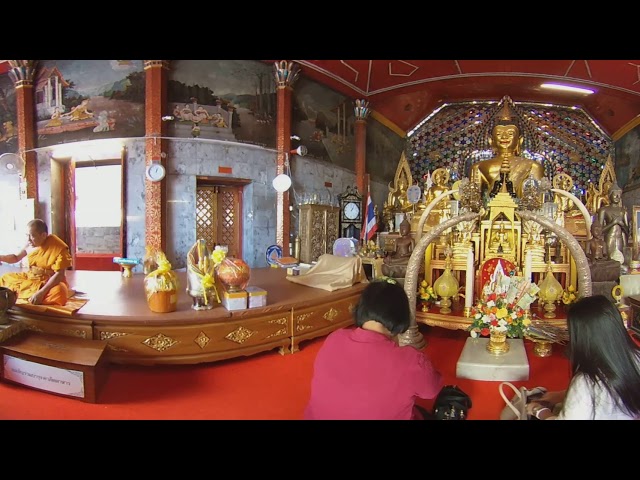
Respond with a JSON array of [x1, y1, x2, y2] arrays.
[[0, 266, 366, 366]]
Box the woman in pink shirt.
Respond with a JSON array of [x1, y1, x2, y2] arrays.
[[304, 279, 443, 420]]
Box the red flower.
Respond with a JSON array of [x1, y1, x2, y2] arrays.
[[480, 328, 490, 336]]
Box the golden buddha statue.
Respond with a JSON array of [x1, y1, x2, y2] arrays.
[[471, 98, 544, 198]]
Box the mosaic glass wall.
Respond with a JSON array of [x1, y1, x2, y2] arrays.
[[407, 100, 613, 198]]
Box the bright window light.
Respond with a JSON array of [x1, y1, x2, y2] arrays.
[[540, 83, 595, 95], [75, 165, 122, 227]]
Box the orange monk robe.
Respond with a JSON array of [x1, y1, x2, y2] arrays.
[[0, 234, 73, 306]]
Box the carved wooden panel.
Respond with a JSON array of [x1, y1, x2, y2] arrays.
[[298, 205, 340, 263]]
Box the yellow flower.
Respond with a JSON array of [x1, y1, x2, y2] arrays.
[[496, 307, 509, 319]]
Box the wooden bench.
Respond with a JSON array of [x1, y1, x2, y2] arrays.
[[0, 331, 108, 403]]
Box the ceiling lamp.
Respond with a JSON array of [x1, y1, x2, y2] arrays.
[[540, 83, 595, 95], [272, 146, 308, 193]]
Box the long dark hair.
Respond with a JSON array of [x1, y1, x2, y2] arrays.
[[567, 295, 640, 418]]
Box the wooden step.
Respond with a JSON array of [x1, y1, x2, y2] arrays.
[[0, 331, 107, 403]]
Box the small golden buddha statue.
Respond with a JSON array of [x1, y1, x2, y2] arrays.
[[471, 98, 544, 198]]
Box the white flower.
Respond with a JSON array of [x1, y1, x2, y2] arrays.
[[498, 319, 508, 327], [470, 330, 478, 338], [482, 315, 491, 323], [487, 300, 495, 307], [475, 313, 482, 320]]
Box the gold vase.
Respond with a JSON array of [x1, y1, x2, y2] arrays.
[[533, 340, 553, 357], [486, 330, 510, 355]]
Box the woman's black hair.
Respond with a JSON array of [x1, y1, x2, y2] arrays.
[[354, 279, 410, 336], [567, 295, 640, 418]]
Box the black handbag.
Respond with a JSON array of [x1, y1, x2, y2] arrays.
[[432, 385, 472, 420]]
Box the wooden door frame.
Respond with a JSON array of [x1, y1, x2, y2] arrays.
[[196, 176, 250, 259]]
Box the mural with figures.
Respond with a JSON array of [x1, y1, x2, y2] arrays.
[[292, 76, 403, 184], [35, 60, 145, 148], [168, 60, 277, 148], [615, 124, 640, 191], [0, 71, 17, 155]]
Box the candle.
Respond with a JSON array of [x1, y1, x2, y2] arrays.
[[524, 250, 532, 281], [465, 246, 474, 309]]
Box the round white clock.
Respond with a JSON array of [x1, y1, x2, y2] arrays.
[[145, 162, 166, 182], [344, 202, 360, 220]]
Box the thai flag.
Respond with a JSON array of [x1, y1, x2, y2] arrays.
[[362, 191, 378, 242]]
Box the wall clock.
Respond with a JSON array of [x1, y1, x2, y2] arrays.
[[339, 185, 363, 240], [145, 161, 166, 182]]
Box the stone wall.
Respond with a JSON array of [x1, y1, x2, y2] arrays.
[[76, 227, 120, 253]]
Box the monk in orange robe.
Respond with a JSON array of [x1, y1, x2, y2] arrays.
[[0, 219, 72, 306]]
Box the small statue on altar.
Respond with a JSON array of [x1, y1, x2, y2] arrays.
[[187, 239, 221, 310], [471, 97, 545, 198], [381, 216, 414, 278], [585, 221, 608, 263], [424, 168, 451, 209], [598, 183, 629, 264]]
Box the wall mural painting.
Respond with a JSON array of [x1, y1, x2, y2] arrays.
[[365, 118, 405, 184], [168, 60, 277, 148], [292, 77, 355, 172], [35, 60, 145, 148], [0, 71, 17, 155], [292, 76, 402, 184], [615, 124, 640, 191]]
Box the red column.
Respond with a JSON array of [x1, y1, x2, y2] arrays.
[[274, 61, 300, 255], [144, 60, 169, 253], [354, 99, 371, 198], [8, 61, 38, 201]]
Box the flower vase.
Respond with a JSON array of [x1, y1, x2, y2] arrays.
[[486, 330, 510, 355]]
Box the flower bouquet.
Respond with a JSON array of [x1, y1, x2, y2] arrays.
[[468, 263, 539, 339], [418, 280, 437, 311]]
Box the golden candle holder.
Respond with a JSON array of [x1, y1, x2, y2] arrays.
[[439, 296, 452, 314]]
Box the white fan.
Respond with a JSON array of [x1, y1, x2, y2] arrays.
[[0, 153, 24, 176]]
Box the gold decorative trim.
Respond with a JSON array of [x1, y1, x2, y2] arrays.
[[371, 111, 406, 137], [106, 344, 129, 352], [24, 323, 44, 333], [225, 326, 256, 344], [323, 307, 339, 322], [100, 331, 129, 341], [274, 60, 300, 88], [142, 333, 179, 352], [265, 317, 288, 339], [61, 329, 87, 339], [266, 328, 287, 339], [348, 302, 356, 314], [195, 331, 210, 349], [295, 312, 313, 331]]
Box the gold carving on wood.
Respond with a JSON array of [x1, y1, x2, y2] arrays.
[[60, 329, 87, 338], [142, 333, 179, 352], [295, 312, 314, 332], [195, 331, 210, 349], [265, 317, 288, 338], [225, 326, 256, 344], [323, 308, 339, 322], [348, 302, 355, 314], [100, 331, 129, 341], [24, 323, 44, 333], [106, 344, 129, 352]]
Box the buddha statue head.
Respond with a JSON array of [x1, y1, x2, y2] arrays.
[[491, 101, 523, 160]]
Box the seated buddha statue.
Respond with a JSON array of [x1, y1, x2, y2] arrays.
[[381, 216, 415, 279], [413, 168, 451, 230], [471, 99, 544, 198]]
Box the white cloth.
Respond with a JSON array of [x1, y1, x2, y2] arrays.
[[556, 370, 639, 420]]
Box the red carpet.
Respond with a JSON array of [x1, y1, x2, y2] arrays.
[[0, 325, 571, 420]]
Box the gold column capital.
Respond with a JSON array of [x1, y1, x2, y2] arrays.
[[354, 99, 371, 121], [144, 60, 171, 70], [8, 60, 37, 88], [274, 60, 300, 88]]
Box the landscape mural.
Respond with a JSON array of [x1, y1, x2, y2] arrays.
[[292, 76, 403, 184], [35, 60, 145, 148], [168, 60, 277, 148], [616, 123, 640, 191], [0, 71, 17, 155]]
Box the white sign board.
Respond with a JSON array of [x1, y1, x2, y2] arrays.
[[3, 354, 85, 398]]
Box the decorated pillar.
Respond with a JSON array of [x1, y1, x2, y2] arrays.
[[274, 60, 300, 254], [354, 99, 371, 197], [144, 60, 170, 253], [8, 60, 38, 201]]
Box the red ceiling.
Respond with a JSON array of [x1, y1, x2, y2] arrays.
[[293, 60, 640, 138]]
